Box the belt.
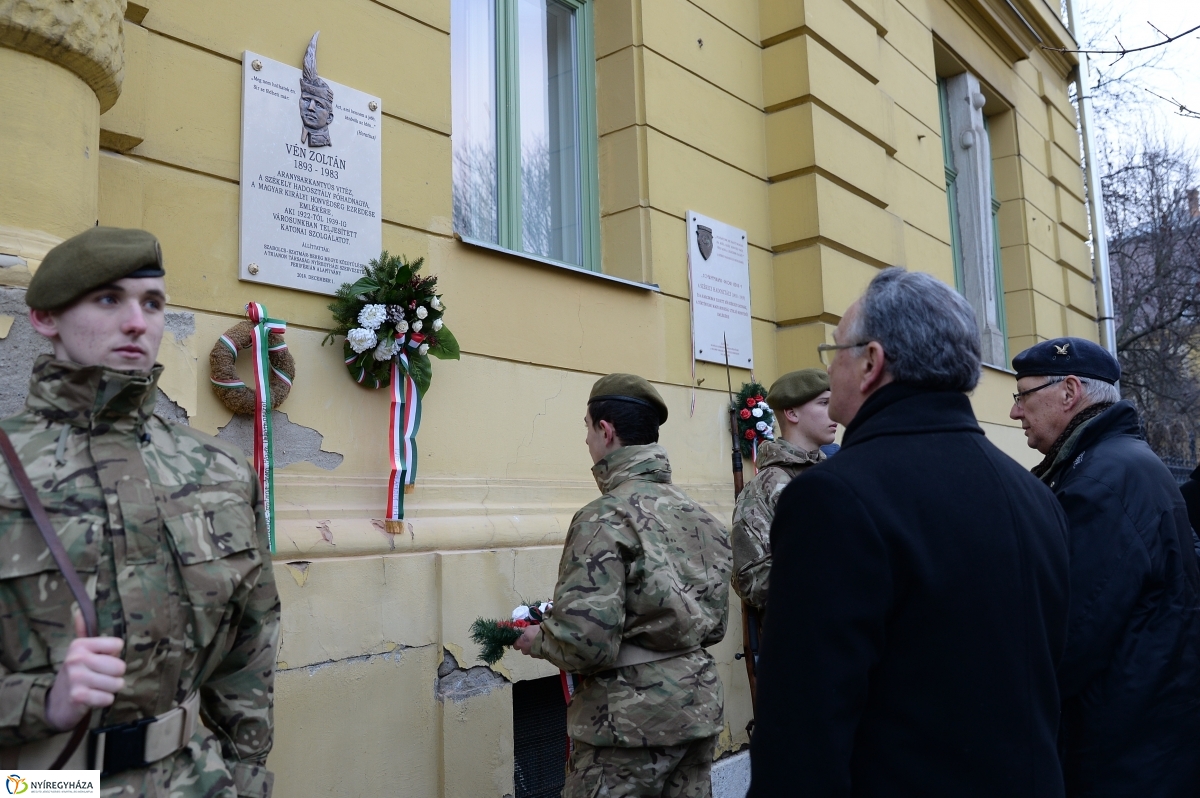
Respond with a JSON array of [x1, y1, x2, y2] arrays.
[[0, 693, 201, 774], [613, 643, 701, 668]]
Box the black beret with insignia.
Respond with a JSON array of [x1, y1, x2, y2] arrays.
[[1012, 337, 1120, 384], [589, 373, 669, 425], [27, 227, 164, 310]]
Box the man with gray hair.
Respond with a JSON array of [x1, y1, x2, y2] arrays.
[[1010, 338, 1200, 797], [749, 268, 1071, 797]]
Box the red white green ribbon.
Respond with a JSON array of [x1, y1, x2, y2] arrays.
[[246, 302, 286, 552], [387, 353, 421, 520]]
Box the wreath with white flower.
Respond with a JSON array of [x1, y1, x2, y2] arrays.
[[732, 381, 775, 458], [323, 251, 459, 392]]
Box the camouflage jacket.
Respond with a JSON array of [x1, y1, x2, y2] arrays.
[[0, 357, 279, 797], [530, 444, 732, 748], [731, 439, 823, 610]]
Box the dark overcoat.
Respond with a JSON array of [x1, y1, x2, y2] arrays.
[[1041, 401, 1200, 797], [1180, 463, 1200, 539], [748, 384, 1070, 798]]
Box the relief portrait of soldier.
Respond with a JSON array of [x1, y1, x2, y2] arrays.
[[0, 227, 280, 797], [299, 32, 334, 148], [513, 373, 732, 798]]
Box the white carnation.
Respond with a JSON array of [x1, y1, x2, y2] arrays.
[[751, 408, 763, 418], [511, 605, 532, 622], [347, 328, 377, 353], [372, 338, 397, 361], [431, 296, 444, 311], [412, 319, 423, 333], [755, 421, 769, 432], [432, 318, 444, 332], [357, 304, 387, 330], [394, 319, 409, 334], [418, 343, 430, 356], [538, 601, 553, 615], [415, 305, 429, 319], [758, 401, 770, 409]]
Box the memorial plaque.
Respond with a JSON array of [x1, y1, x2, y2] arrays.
[[239, 34, 382, 295], [687, 211, 753, 368]]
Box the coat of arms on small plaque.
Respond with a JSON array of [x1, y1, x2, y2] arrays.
[[696, 224, 714, 260]]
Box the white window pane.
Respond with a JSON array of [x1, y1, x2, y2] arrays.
[[452, 0, 498, 243], [518, 0, 582, 265]]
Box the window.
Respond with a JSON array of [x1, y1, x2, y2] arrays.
[[938, 73, 1008, 367], [452, 0, 600, 270]]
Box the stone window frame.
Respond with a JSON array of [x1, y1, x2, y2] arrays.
[[938, 72, 1010, 368]]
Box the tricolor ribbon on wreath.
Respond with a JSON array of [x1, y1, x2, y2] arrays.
[[386, 350, 422, 528], [244, 302, 287, 552]]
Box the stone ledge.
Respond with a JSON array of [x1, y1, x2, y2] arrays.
[[0, 0, 125, 111]]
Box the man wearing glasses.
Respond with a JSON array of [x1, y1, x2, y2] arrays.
[[749, 267, 1070, 797], [1010, 338, 1200, 797]]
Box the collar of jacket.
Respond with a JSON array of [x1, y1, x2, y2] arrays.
[[841, 382, 983, 449], [1038, 400, 1139, 484], [24, 354, 164, 433], [755, 438, 823, 469], [591, 443, 672, 494]]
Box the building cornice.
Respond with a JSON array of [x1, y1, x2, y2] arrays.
[[0, 0, 125, 111]]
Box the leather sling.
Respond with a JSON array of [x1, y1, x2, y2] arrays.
[[0, 428, 97, 769]]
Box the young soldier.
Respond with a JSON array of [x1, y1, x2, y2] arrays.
[[0, 228, 280, 796], [731, 369, 836, 614], [514, 374, 732, 797]]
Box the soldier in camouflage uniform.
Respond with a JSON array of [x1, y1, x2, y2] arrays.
[[0, 228, 279, 796], [514, 373, 732, 798], [731, 370, 836, 613]]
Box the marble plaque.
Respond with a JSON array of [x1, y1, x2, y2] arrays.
[[239, 42, 382, 295], [687, 211, 754, 368]]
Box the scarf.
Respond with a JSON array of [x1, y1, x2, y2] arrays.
[[1031, 402, 1114, 481]]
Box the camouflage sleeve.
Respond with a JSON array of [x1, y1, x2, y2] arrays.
[[731, 481, 774, 610], [0, 671, 58, 746], [529, 505, 631, 674], [199, 479, 280, 797]]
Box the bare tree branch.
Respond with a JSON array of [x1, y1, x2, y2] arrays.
[[1041, 21, 1200, 55], [1143, 87, 1200, 120]]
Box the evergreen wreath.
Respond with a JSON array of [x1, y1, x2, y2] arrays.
[[731, 381, 775, 457], [470, 601, 552, 665], [322, 251, 460, 392]]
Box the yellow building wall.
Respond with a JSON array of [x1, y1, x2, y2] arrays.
[[0, 0, 1090, 794]]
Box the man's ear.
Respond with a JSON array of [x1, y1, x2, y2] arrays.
[[782, 407, 801, 424], [28, 309, 58, 340], [860, 341, 890, 394], [1062, 376, 1086, 412]]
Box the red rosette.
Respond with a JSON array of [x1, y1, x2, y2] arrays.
[[739, 408, 751, 420], [744, 429, 756, 440], [745, 397, 756, 407]]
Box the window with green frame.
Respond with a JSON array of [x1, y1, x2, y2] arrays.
[[451, 0, 601, 271]]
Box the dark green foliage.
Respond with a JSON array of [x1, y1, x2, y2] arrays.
[[323, 251, 460, 393]]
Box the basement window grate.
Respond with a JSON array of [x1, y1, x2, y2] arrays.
[[513, 675, 569, 798]]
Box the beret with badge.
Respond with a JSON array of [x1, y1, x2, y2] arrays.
[[1011, 337, 1120, 384], [589, 373, 669, 425], [26, 227, 164, 311], [766, 368, 830, 410]]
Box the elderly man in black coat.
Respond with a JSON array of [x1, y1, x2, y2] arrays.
[[1010, 338, 1200, 798], [748, 268, 1070, 797]]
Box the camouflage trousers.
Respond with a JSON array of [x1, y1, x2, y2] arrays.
[[562, 736, 717, 798]]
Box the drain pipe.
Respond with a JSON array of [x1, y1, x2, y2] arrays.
[[1063, 0, 1117, 355]]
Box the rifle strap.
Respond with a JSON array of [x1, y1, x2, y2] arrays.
[[0, 428, 96, 769]]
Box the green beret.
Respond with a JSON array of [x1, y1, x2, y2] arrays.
[[589, 373, 668, 425], [27, 227, 164, 310], [766, 369, 830, 410]]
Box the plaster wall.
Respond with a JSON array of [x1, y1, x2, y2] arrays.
[[0, 0, 1094, 793]]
